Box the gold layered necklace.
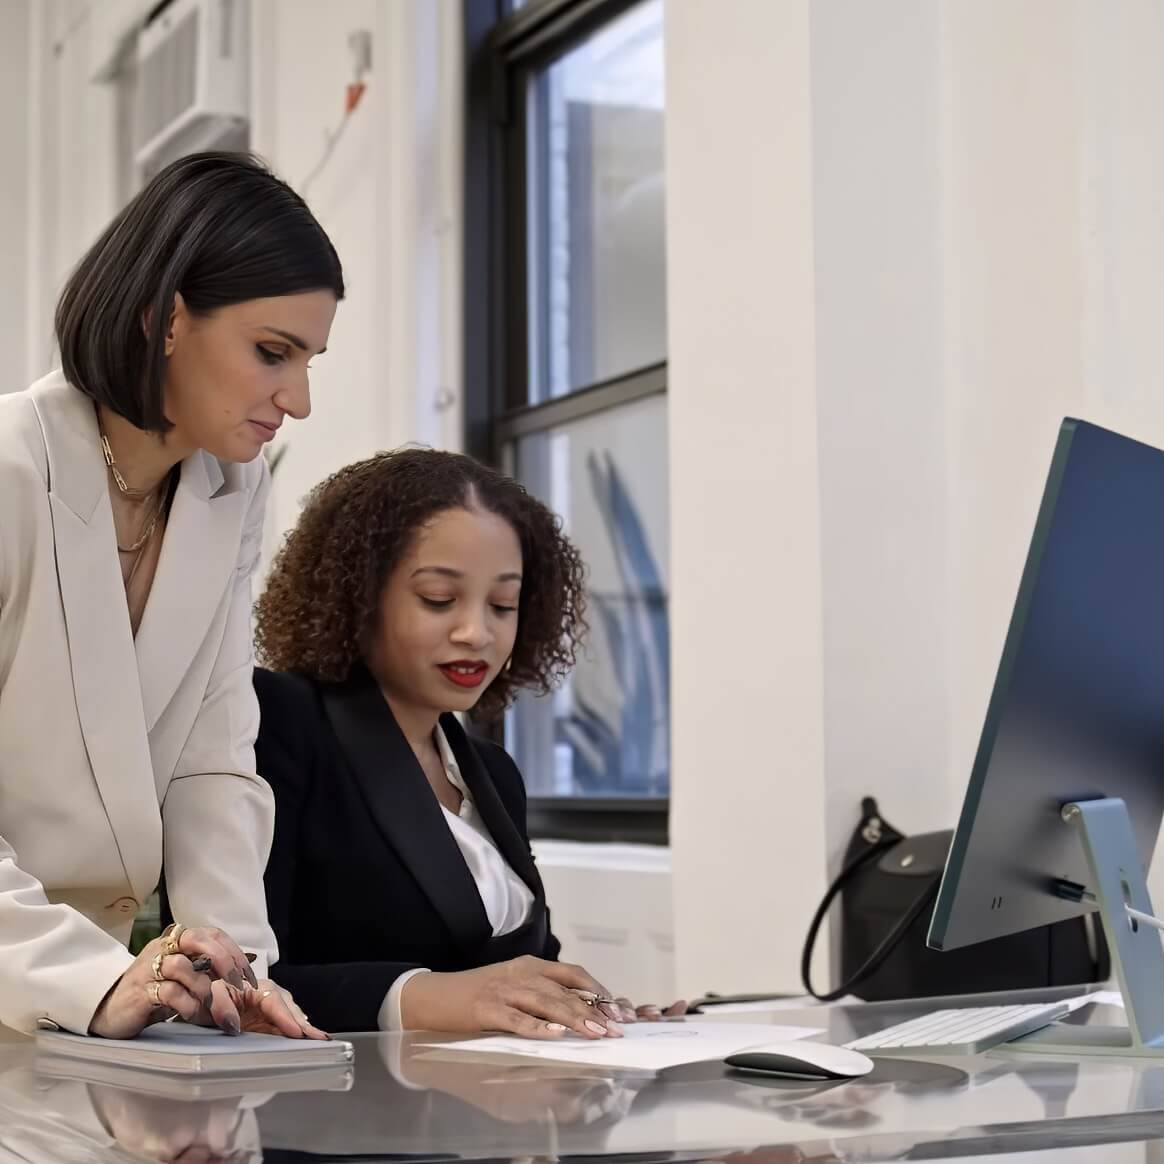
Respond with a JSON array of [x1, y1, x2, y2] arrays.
[[99, 432, 170, 567]]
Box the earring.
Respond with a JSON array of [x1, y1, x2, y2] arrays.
[[503, 658, 512, 673]]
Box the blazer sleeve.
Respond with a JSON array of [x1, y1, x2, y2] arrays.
[[478, 740, 562, 963], [160, 460, 279, 976], [256, 671, 424, 1033], [0, 486, 135, 1035]]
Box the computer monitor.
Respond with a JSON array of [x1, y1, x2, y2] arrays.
[[928, 417, 1164, 1055]]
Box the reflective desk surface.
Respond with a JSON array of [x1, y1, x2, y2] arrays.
[[6, 985, 1164, 1163]]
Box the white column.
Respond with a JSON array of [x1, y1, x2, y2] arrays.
[[665, 0, 827, 996], [810, 0, 953, 886]]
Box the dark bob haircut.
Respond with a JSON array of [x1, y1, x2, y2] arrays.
[[255, 448, 587, 720], [55, 151, 345, 433]]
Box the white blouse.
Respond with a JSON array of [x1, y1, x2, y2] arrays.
[[378, 724, 536, 1030]]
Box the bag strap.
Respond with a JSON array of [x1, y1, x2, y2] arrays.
[[800, 800, 937, 1002]]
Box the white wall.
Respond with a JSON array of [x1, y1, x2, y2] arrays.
[[247, 0, 465, 554], [0, 0, 29, 390], [666, 0, 828, 998], [21, 0, 127, 385], [665, 0, 1164, 996], [533, 841, 674, 1003]]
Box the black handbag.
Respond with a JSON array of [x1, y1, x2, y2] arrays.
[[801, 797, 1110, 1002]]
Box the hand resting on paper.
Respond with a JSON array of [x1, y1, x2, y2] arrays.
[[399, 954, 686, 1040]]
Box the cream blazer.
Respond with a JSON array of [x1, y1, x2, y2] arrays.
[[0, 371, 277, 1036]]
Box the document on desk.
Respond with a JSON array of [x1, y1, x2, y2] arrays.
[[422, 1019, 823, 1072]]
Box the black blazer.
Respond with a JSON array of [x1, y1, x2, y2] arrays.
[[254, 667, 560, 1033]]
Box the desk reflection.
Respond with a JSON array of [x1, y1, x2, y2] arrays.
[[1, 1048, 349, 1164], [3, 997, 1159, 1164], [0, 1068, 263, 1163], [256, 1033, 970, 1160]]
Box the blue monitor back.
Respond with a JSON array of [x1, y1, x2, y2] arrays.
[[929, 418, 1164, 952]]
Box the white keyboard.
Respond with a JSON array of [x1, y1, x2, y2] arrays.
[[845, 1002, 1070, 1056]]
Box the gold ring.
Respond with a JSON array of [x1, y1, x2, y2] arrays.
[[582, 994, 619, 1008], [146, 981, 163, 1006], [151, 953, 165, 982], [160, 922, 186, 957]]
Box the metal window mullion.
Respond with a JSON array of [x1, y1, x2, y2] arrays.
[[494, 361, 666, 444]]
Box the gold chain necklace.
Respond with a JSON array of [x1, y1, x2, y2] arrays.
[[100, 433, 155, 499], [115, 492, 163, 554], [99, 432, 169, 554]]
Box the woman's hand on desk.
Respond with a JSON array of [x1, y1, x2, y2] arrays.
[[88, 926, 326, 1041], [225, 978, 329, 1040], [89, 925, 259, 1039], [400, 955, 625, 1039]]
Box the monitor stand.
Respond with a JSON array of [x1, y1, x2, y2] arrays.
[[1003, 796, 1164, 1058]]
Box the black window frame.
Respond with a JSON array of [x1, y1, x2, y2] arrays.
[[464, 0, 669, 845]]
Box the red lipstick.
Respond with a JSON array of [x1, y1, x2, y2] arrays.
[[437, 661, 488, 689]]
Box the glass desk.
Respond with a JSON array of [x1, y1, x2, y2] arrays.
[[5, 986, 1164, 1162]]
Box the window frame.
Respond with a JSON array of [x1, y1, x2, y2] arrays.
[[464, 0, 669, 844]]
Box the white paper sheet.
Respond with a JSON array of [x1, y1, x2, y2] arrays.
[[420, 1019, 824, 1072], [695, 995, 862, 1014], [1064, 989, 1125, 1011]]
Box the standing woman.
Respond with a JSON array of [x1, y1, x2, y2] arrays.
[[0, 152, 341, 1039]]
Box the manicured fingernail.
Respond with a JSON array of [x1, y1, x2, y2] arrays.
[[605, 1021, 624, 1037], [227, 969, 245, 991], [243, 964, 259, 988], [189, 955, 212, 973], [223, 1015, 240, 1035], [546, 1022, 567, 1032], [585, 1020, 607, 1036], [244, 952, 258, 963]]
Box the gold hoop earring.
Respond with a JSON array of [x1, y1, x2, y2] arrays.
[[503, 658, 512, 673]]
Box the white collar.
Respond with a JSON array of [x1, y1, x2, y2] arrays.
[[434, 722, 471, 801]]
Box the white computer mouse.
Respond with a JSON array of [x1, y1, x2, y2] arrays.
[[724, 1040, 875, 1080]]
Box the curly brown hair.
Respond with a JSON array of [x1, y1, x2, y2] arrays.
[[254, 448, 587, 718]]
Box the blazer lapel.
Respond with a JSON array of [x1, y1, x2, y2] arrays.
[[133, 452, 249, 737], [439, 715, 542, 900], [32, 379, 161, 903], [320, 679, 493, 950]]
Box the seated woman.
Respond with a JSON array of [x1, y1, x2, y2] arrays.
[[253, 449, 684, 1036]]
